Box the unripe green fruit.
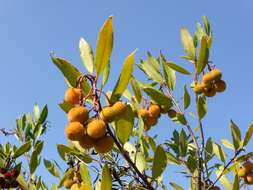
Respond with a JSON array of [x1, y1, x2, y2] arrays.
[[68, 106, 89, 123], [148, 104, 161, 118], [112, 101, 127, 116], [87, 119, 106, 139], [100, 106, 116, 122], [214, 80, 226, 92], [78, 135, 95, 149], [65, 122, 86, 141], [95, 136, 114, 154], [64, 88, 82, 105]]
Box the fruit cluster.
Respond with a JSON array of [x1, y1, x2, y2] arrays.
[[64, 88, 127, 154], [0, 168, 19, 189], [238, 161, 253, 185], [194, 69, 226, 97], [63, 170, 91, 190], [138, 104, 167, 131]]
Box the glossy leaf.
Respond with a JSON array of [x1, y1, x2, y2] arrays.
[[213, 142, 226, 162], [221, 139, 234, 150], [230, 120, 241, 149], [152, 145, 167, 179], [110, 50, 136, 103], [79, 37, 94, 73], [216, 167, 233, 190], [102, 60, 110, 88], [43, 159, 60, 177], [13, 141, 32, 159], [51, 56, 90, 95], [197, 36, 209, 74], [166, 62, 191, 75], [101, 164, 112, 190], [180, 27, 195, 60], [184, 85, 190, 109], [197, 96, 207, 120], [115, 105, 134, 144], [56, 144, 74, 161], [95, 16, 113, 77], [243, 123, 253, 146], [38, 105, 48, 124], [58, 101, 74, 113], [170, 182, 184, 190], [205, 138, 213, 161], [80, 163, 92, 188], [232, 174, 239, 190], [161, 56, 176, 90], [202, 16, 211, 35], [130, 77, 142, 103]]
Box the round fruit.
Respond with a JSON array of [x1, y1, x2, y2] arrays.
[[100, 106, 116, 122], [203, 69, 222, 83], [204, 86, 216, 97], [10, 169, 19, 178], [70, 183, 79, 190], [246, 172, 253, 184], [238, 166, 247, 177], [193, 82, 204, 94], [144, 124, 152, 132], [112, 101, 127, 116], [167, 109, 177, 118], [160, 105, 169, 114], [65, 122, 86, 141], [148, 104, 161, 118], [145, 115, 158, 127], [79, 182, 92, 190], [63, 178, 75, 189], [138, 109, 149, 119], [214, 80, 226, 93], [87, 119, 106, 139], [95, 136, 114, 154], [0, 168, 6, 174], [211, 186, 221, 190], [4, 172, 12, 179], [78, 135, 95, 149], [68, 106, 89, 123], [64, 88, 82, 105], [243, 161, 253, 172]]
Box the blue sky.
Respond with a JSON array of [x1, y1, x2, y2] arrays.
[[0, 0, 253, 189]]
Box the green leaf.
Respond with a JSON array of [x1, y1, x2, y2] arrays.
[[130, 77, 142, 103], [102, 60, 110, 88], [170, 182, 184, 190], [180, 27, 195, 60], [161, 57, 176, 90], [95, 16, 113, 77], [43, 159, 60, 177], [115, 105, 134, 144], [232, 174, 239, 190], [184, 85, 190, 109], [58, 168, 74, 188], [166, 62, 191, 75], [13, 141, 32, 159], [58, 101, 74, 113], [197, 36, 209, 74], [56, 144, 74, 161], [176, 113, 187, 125], [141, 85, 172, 108], [197, 96, 207, 120], [202, 16, 211, 35], [29, 148, 40, 174], [215, 166, 233, 190], [221, 139, 234, 150], [213, 142, 226, 162], [79, 37, 94, 73], [101, 164, 112, 190], [167, 152, 180, 165], [34, 103, 40, 121], [38, 105, 48, 124], [152, 145, 167, 179], [243, 123, 253, 146], [110, 50, 136, 103], [51, 56, 90, 95], [230, 120, 241, 149], [79, 163, 92, 188], [205, 137, 213, 161], [179, 129, 187, 157]]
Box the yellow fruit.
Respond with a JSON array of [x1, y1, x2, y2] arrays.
[[203, 86, 216, 97], [78, 135, 95, 149], [202, 69, 222, 83], [112, 101, 127, 116], [193, 82, 204, 94], [68, 106, 89, 123], [148, 104, 161, 118], [87, 119, 106, 139], [238, 166, 247, 177], [95, 136, 114, 153], [100, 106, 116, 122], [80, 183, 92, 190], [64, 88, 82, 105], [167, 109, 177, 118], [138, 109, 149, 119], [63, 178, 75, 189], [246, 172, 253, 184], [65, 122, 86, 141], [214, 80, 226, 92]]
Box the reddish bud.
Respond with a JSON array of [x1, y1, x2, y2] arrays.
[[4, 172, 12, 179]]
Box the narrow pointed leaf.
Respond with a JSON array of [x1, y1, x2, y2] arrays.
[[161, 59, 176, 90], [180, 27, 195, 60], [166, 62, 191, 75], [130, 77, 142, 103], [213, 143, 226, 162], [230, 120, 241, 149], [197, 96, 207, 120], [152, 145, 167, 179], [79, 37, 94, 73], [184, 85, 190, 109], [13, 141, 32, 159], [101, 164, 112, 190], [243, 123, 253, 146], [79, 163, 92, 188], [197, 36, 209, 74], [95, 16, 113, 77], [170, 182, 184, 190]]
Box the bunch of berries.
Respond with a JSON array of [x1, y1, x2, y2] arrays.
[[238, 161, 253, 185], [194, 68, 226, 97], [0, 167, 19, 189], [64, 87, 127, 154]]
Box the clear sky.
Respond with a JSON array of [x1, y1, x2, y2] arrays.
[[0, 0, 253, 189]]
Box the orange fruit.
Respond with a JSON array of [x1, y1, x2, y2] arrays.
[[87, 119, 106, 139], [95, 136, 114, 154], [78, 135, 95, 149], [148, 104, 161, 118], [68, 106, 89, 123], [65, 122, 86, 141], [214, 80, 226, 92], [64, 88, 82, 105]]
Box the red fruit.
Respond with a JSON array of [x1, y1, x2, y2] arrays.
[[4, 172, 12, 179], [0, 168, 6, 174], [11, 169, 19, 178]]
